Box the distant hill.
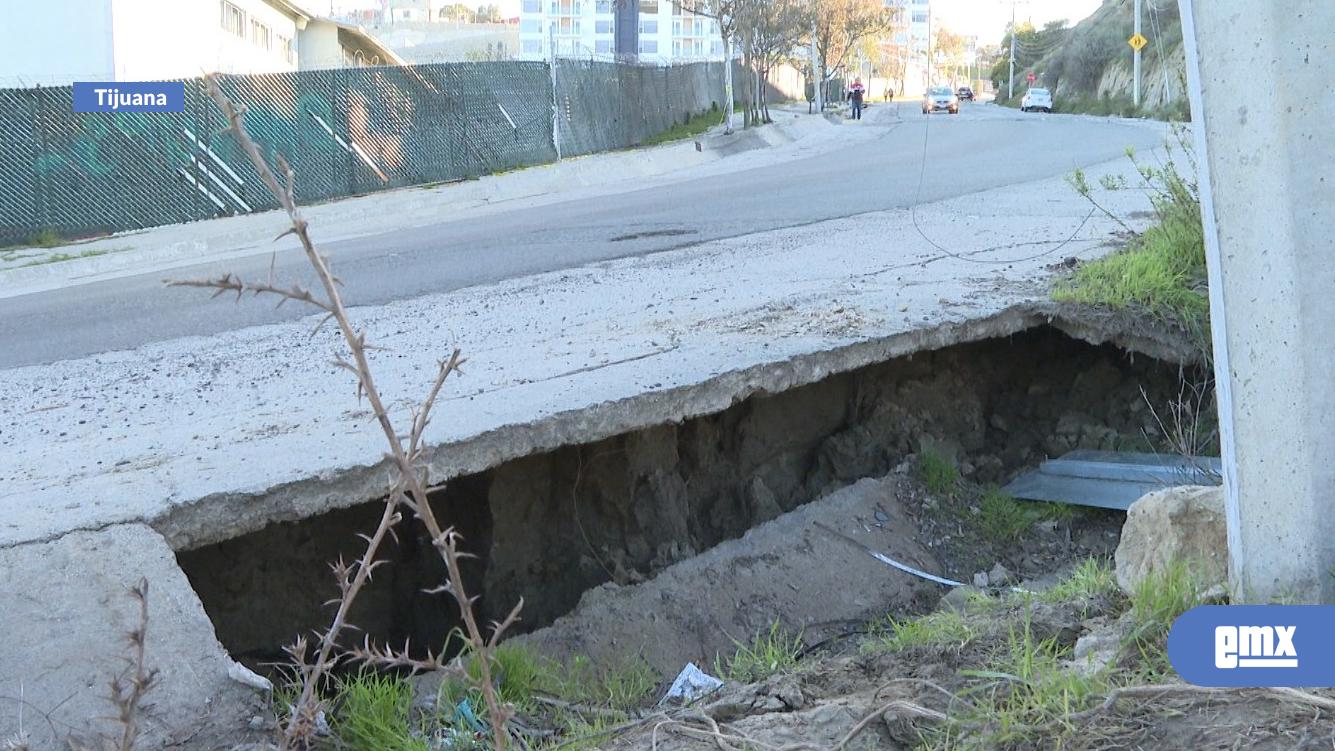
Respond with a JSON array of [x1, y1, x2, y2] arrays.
[[993, 0, 1186, 117]]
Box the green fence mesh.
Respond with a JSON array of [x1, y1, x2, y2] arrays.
[[0, 59, 727, 245]]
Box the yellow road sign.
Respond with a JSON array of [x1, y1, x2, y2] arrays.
[[1129, 33, 1149, 51]]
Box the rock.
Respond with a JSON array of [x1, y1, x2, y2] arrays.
[[747, 476, 785, 525], [972, 571, 990, 588], [1067, 614, 1134, 677], [988, 562, 1011, 586], [0, 524, 255, 749], [1115, 485, 1227, 594], [937, 585, 985, 613]]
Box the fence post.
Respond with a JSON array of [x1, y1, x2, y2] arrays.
[[548, 26, 562, 160], [31, 86, 51, 234]]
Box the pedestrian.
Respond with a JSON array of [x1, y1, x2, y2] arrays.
[[848, 78, 866, 120], [885, 85, 893, 102]]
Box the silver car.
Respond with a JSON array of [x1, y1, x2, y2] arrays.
[[922, 86, 959, 115]]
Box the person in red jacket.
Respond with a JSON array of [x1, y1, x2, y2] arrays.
[[848, 78, 866, 120]]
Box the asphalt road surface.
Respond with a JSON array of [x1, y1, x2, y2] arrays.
[[0, 103, 1163, 369]]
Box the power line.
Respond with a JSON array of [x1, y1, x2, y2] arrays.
[[905, 107, 1098, 266]]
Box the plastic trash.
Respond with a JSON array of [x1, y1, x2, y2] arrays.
[[661, 662, 723, 704]]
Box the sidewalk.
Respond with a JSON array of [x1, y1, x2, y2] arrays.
[[0, 109, 871, 299]]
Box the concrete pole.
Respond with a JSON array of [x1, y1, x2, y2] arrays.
[[1132, 0, 1142, 107], [1182, 0, 1335, 603]]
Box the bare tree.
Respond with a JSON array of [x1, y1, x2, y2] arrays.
[[810, 0, 896, 92], [737, 0, 810, 124], [175, 77, 523, 751]]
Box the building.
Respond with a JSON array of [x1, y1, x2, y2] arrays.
[[885, 0, 932, 89], [0, 0, 403, 88], [517, 0, 724, 62]]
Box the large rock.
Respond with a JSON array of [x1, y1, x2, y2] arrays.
[[1115, 485, 1227, 594], [0, 524, 262, 749]]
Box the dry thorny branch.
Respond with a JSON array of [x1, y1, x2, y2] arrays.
[[63, 579, 158, 751], [170, 75, 523, 750]]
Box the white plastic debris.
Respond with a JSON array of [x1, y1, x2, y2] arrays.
[[661, 662, 723, 704], [227, 660, 273, 693]]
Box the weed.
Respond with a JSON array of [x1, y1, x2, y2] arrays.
[[1124, 560, 1212, 680], [919, 450, 960, 496], [540, 654, 658, 710], [1055, 126, 1208, 338], [865, 609, 976, 654], [1040, 558, 1119, 604], [32, 229, 61, 248], [641, 108, 728, 146], [333, 672, 427, 751], [924, 621, 1108, 749], [715, 622, 803, 683], [976, 489, 1037, 545], [442, 641, 543, 711]]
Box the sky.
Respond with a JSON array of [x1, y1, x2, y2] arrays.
[[933, 0, 1104, 45], [333, 0, 1106, 45]]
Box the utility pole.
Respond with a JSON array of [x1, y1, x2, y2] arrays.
[[1182, 0, 1335, 602], [1007, 0, 1016, 98], [723, 35, 734, 133], [811, 23, 823, 113], [1132, 0, 1142, 107]]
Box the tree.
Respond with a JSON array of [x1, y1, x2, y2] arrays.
[[736, 0, 810, 124], [810, 0, 896, 97]]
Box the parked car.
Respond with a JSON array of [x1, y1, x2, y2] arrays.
[[956, 86, 975, 101], [1021, 87, 1053, 113], [922, 86, 959, 115]]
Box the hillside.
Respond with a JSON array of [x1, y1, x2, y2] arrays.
[[993, 0, 1188, 118]]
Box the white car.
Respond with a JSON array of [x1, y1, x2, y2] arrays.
[[1021, 87, 1053, 113], [922, 86, 959, 115]]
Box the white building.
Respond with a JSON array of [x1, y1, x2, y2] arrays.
[[518, 0, 723, 63], [0, 0, 403, 88], [885, 0, 932, 89]]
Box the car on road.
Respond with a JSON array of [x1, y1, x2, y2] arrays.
[[956, 86, 975, 101], [922, 86, 959, 115], [1021, 87, 1053, 113]]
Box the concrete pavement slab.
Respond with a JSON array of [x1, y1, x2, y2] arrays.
[[0, 152, 1166, 555], [0, 524, 258, 749]]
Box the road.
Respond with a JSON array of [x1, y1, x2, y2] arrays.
[[0, 103, 1162, 368]]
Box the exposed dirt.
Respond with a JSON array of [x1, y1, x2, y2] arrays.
[[179, 325, 1210, 668]]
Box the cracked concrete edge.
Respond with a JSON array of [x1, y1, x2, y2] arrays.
[[147, 302, 1202, 552]]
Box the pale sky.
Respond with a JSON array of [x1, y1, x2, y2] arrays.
[[335, 0, 1106, 45], [934, 0, 1104, 46]]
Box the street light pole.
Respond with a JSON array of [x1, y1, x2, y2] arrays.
[[1007, 0, 1016, 98], [1133, 0, 1142, 107]]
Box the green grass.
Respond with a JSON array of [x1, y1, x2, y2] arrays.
[[715, 621, 803, 683], [1054, 134, 1208, 337], [864, 609, 978, 654], [539, 653, 658, 710], [333, 672, 428, 751], [919, 449, 961, 496], [641, 106, 737, 147], [1124, 560, 1212, 680], [976, 488, 1036, 545], [921, 620, 1110, 750], [1040, 557, 1120, 604]]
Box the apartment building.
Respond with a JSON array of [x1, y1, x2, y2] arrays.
[[518, 0, 724, 62]]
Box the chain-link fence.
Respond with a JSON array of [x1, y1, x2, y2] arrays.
[[0, 59, 726, 245]]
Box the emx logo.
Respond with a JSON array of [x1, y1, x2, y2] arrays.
[[1170, 605, 1335, 687], [1215, 625, 1297, 669]]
